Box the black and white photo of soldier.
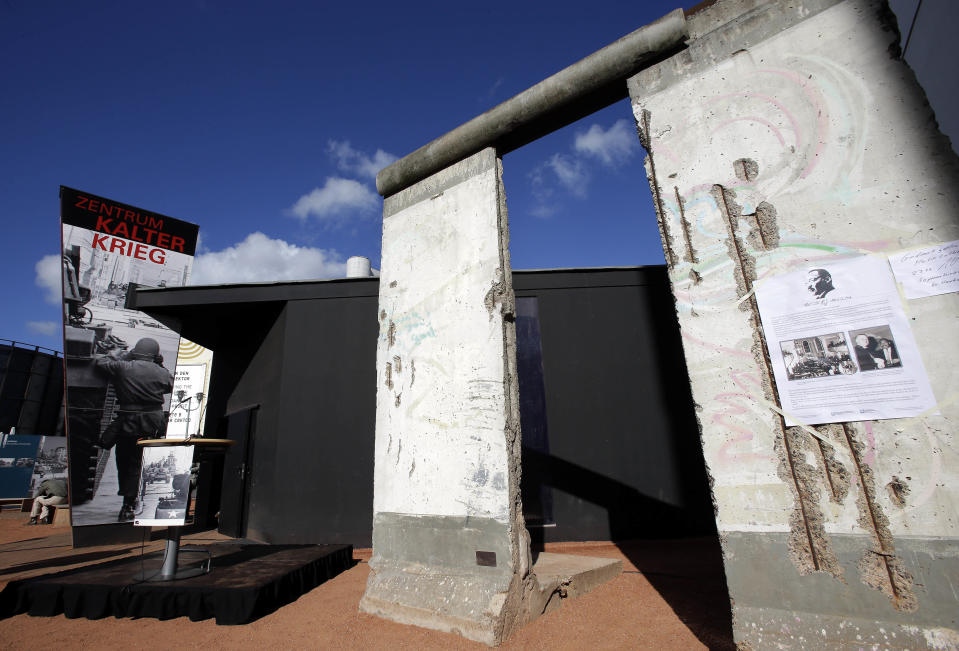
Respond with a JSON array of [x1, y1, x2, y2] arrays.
[[780, 332, 856, 380], [849, 325, 902, 371], [95, 338, 174, 521], [136, 446, 194, 524], [62, 223, 192, 526], [806, 268, 836, 300]]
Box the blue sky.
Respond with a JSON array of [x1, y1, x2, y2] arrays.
[[2, 0, 682, 350]]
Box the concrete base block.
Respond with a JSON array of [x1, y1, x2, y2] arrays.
[[734, 606, 959, 650], [360, 552, 621, 646], [360, 512, 522, 646], [528, 552, 623, 617], [360, 569, 514, 646], [724, 532, 959, 647]]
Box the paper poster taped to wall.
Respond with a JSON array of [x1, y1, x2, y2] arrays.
[[887, 239, 959, 299], [755, 256, 937, 426], [134, 444, 194, 527], [59, 186, 198, 526], [165, 338, 213, 438]]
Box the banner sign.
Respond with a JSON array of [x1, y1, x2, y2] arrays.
[[60, 187, 199, 526], [0, 434, 41, 498], [166, 338, 213, 438]]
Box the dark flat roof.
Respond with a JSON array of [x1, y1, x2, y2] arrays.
[[129, 266, 669, 350]]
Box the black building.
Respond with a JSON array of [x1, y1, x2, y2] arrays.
[[129, 266, 715, 548], [0, 340, 64, 437]]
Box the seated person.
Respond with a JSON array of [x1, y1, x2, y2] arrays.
[[27, 478, 68, 525]]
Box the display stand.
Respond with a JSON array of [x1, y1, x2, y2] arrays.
[[134, 438, 234, 582]]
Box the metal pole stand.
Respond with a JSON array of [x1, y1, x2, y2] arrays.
[[134, 526, 209, 582]]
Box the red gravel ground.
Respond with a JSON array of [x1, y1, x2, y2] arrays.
[[0, 511, 735, 649]]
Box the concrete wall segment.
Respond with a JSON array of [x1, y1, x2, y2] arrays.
[[373, 149, 513, 521], [725, 531, 959, 644], [363, 147, 531, 645], [631, 0, 959, 537], [629, 0, 959, 638]]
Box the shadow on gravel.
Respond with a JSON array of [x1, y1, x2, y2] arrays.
[[615, 537, 736, 651], [0, 548, 137, 576]]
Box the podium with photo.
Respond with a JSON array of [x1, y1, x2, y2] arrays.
[[133, 437, 233, 582]]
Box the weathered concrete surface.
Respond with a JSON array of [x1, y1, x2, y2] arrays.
[[726, 532, 959, 647], [375, 10, 688, 197], [628, 0, 959, 646], [528, 553, 623, 618], [362, 535, 622, 644], [360, 148, 531, 646]]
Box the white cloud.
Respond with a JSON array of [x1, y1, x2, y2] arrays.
[[573, 119, 638, 166], [35, 254, 61, 304], [528, 165, 549, 195], [526, 153, 590, 217], [483, 77, 504, 100], [524, 119, 638, 217], [195, 230, 209, 255], [327, 140, 398, 179], [289, 177, 380, 221], [529, 203, 558, 218], [26, 321, 58, 337], [189, 232, 347, 285], [546, 153, 589, 197], [527, 165, 557, 217]]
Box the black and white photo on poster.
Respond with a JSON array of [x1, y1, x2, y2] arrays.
[[28, 435, 68, 497], [755, 255, 936, 426], [780, 331, 857, 381], [60, 187, 198, 527], [848, 325, 903, 372], [134, 445, 195, 527]]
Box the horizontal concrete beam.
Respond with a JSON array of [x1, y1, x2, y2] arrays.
[[375, 9, 688, 197]]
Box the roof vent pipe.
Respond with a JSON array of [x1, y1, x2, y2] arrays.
[[346, 256, 373, 278]]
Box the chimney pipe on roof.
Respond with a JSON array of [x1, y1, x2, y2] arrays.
[[346, 256, 373, 278]]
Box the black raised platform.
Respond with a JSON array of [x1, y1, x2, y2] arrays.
[[0, 543, 352, 625]]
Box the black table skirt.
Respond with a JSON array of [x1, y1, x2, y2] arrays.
[[0, 543, 353, 625]]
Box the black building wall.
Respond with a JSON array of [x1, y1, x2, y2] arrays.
[[248, 297, 378, 545], [514, 268, 714, 543], [0, 341, 64, 436], [135, 267, 714, 548], [222, 307, 287, 541], [147, 282, 381, 546]]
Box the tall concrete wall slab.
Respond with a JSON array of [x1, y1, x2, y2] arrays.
[[628, 0, 959, 647], [360, 148, 531, 645]]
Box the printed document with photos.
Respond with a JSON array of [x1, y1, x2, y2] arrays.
[[755, 256, 937, 426], [134, 445, 194, 527]]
